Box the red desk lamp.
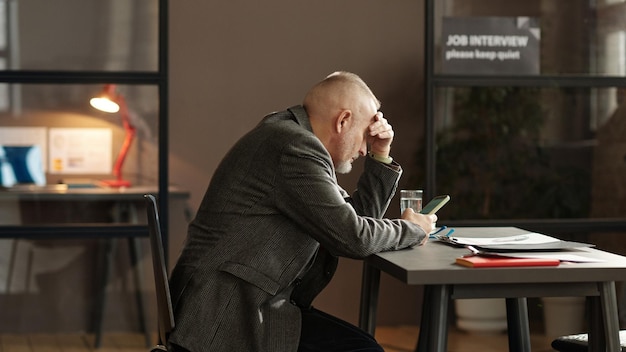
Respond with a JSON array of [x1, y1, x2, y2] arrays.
[[90, 84, 136, 188]]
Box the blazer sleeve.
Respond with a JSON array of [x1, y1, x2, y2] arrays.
[[274, 134, 425, 259], [345, 156, 402, 219]]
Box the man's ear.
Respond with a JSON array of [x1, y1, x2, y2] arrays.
[[335, 109, 352, 133]]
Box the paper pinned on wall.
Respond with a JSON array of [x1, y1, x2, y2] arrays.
[[48, 128, 112, 174], [0, 127, 47, 171]]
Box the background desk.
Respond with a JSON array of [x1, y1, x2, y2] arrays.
[[359, 227, 626, 352], [0, 186, 190, 347]]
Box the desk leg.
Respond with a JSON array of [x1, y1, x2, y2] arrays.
[[418, 285, 449, 352], [600, 281, 620, 352], [588, 295, 602, 352], [617, 281, 626, 325], [112, 202, 150, 348], [505, 297, 531, 352], [415, 285, 432, 352], [358, 262, 380, 336], [128, 237, 151, 347], [93, 238, 116, 348], [587, 282, 620, 352]]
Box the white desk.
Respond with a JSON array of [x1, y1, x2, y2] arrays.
[[359, 227, 626, 352]]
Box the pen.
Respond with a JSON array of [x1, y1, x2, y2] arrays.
[[493, 235, 528, 243], [467, 245, 481, 256], [430, 227, 455, 240], [429, 226, 447, 238]]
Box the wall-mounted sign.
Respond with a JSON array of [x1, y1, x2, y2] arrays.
[[442, 17, 540, 75]]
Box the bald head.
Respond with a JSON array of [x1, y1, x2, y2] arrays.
[[302, 72, 382, 173], [303, 71, 380, 123]]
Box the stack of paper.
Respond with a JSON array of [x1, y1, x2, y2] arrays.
[[439, 232, 603, 265]]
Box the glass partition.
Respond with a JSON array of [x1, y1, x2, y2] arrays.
[[0, 84, 159, 226], [2, 0, 158, 71], [0, 0, 167, 337], [425, 86, 623, 223]]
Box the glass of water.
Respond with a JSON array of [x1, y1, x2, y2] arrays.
[[400, 189, 423, 213]]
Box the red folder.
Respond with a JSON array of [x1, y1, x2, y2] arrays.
[[456, 255, 560, 268]]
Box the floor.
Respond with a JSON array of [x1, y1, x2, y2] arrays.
[[0, 327, 559, 352], [376, 325, 557, 352]]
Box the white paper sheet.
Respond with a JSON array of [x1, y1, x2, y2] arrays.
[[450, 233, 560, 246], [494, 252, 605, 263], [48, 128, 112, 174]]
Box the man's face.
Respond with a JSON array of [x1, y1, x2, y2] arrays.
[[334, 97, 379, 174]]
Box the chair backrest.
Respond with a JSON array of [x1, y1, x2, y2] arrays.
[[144, 194, 175, 347]]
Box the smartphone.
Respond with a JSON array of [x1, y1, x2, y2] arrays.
[[419, 195, 450, 215]]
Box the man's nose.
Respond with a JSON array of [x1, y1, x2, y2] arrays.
[[359, 141, 367, 156]]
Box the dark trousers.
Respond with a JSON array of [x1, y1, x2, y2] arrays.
[[169, 307, 384, 352], [298, 307, 384, 352]]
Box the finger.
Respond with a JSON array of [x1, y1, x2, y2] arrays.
[[375, 127, 394, 140], [369, 112, 387, 132], [372, 115, 388, 128], [370, 119, 393, 137]]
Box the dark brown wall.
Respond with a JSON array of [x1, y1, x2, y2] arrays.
[[169, 0, 427, 326]]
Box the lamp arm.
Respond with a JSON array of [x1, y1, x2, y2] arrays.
[[112, 96, 136, 182], [112, 124, 136, 181]]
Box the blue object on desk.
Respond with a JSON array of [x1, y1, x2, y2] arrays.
[[0, 145, 46, 188], [430, 226, 455, 239]]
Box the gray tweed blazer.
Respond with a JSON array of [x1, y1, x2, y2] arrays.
[[168, 105, 425, 352]]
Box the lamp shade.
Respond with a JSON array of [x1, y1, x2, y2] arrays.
[[90, 84, 121, 113]]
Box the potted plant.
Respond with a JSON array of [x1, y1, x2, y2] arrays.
[[413, 86, 590, 334]]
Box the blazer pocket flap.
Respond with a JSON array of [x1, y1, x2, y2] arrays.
[[219, 261, 280, 295]]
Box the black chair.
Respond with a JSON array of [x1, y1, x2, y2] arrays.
[[552, 330, 626, 351], [145, 194, 175, 351]]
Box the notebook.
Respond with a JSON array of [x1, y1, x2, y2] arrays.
[[456, 255, 560, 268], [0, 145, 46, 188]]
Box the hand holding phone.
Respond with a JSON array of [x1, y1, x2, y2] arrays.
[[419, 195, 450, 215]]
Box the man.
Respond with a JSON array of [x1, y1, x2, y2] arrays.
[[168, 72, 436, 352]]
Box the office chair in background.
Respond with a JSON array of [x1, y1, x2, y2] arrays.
[[145, 194, 175, 351], [551, 330, 626, 351]]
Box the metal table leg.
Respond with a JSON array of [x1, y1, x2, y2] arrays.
[[358, 261, 381, 336], [425, 285, 450, 352], [93, 238, 116, 348], [129, 237, 151, 347], [506, 297, 531, 352], [94, 202, 150, 348], [600, 281, 620, 352], [415, 285, 432, 352]]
